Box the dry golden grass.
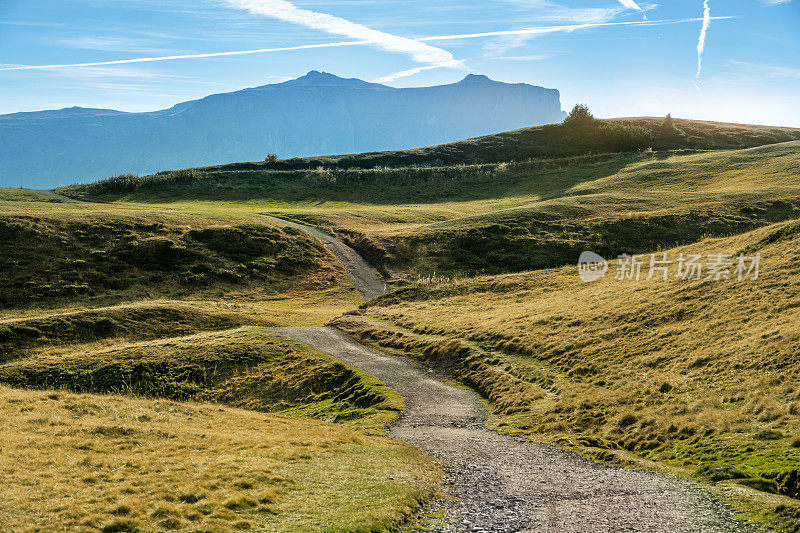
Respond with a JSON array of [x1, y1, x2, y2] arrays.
[[336, 219, 800, 527], [1, 326, 404, 432], [0, 385, 439, 532]]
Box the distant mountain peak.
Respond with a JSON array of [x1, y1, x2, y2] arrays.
[[459, 74, 494, 84], [281, 70, 378, 88], [303, 70, 335, 80]]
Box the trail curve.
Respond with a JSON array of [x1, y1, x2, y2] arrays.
[[273, 326, 750, 533], [262, 215, 386, 301]]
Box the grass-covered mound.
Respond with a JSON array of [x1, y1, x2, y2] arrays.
[[58, 137, 800, 282], [0, 385, 439, 532], [0, 302, 253, 364], [58, 117, 800, 202], [333, 219, 800, 528], [268, 142, 800, 277], [0, 209, 343, 308], [0, 327, 402, 431]]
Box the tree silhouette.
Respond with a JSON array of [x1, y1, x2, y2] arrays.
[[564, 104, 597, 128]]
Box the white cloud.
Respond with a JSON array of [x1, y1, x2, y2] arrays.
[[223, 0, 461, 69], [375, 64, 457, 84], [617, 0, 647, 13], [503, 0, 628, 24], [696, 0, 711, 79]]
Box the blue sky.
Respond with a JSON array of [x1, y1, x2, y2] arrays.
[[1, 0, 798, 125]]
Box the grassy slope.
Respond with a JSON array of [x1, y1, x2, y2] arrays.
[[64, 141, 800, 281], [0, 199, 350, 309], [333, 220, 800, 529], [119, 117, 800, 172], [0, 327, 403, 431], [15, 119, 800, 528], [0, 193, 440, 531], [0, 385, 439, 532]]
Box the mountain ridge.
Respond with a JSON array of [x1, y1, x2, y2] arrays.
[[0, 71, 566, 188]]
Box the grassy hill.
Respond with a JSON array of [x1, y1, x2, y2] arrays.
[[59, 117, 800, 201], [0, 326, 403, 430], [63, 138, 800, 282], [333, 219, 800, 529], [0, 202, 348, 309], [257, 117, 800, 169], [0, 193, 437, 531]]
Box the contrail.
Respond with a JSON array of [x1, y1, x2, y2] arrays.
[[696, 0, 711, 79], [0, 42, 369, 71], [417, 18, 729, 42], [376, 64, 460, 84], [224, 0, 460, 69], [0, 17, 731, 72]]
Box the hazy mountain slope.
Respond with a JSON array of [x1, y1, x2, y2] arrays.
[[0, 71, 565, 188]]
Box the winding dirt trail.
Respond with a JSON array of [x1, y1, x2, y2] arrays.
[[260, 215, 387, 301], [267, 213, 748, 531], [274, 326, 749, 532]]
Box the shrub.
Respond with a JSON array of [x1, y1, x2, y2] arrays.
[[265, 153, 279, 164]]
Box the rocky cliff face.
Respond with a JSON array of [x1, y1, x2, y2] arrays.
[[0, 71, 565, 187]]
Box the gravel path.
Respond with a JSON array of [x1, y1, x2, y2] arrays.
[[273, 326, 751, 533], [261, 215, 387, 301]]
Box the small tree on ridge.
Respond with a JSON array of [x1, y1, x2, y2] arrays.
[[563, 104, 597, 128]]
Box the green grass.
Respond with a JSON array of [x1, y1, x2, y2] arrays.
[[0, 188, 52, 202], [0, 302, 256, 364], [0, 191, 437, 531], [8, 117, 800, 530], [57, 134, 800, 280], [0, 205, 351, 309]]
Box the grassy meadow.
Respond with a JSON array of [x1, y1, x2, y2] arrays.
[[0, 385, 438, 532], [0, 193, 437, 532], [0, 326, 404, 431], [4, 116, 800, 530], [61, 138, 800, 281]]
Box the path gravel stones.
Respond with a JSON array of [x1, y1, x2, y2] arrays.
[[274, 326, 751, 532]]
